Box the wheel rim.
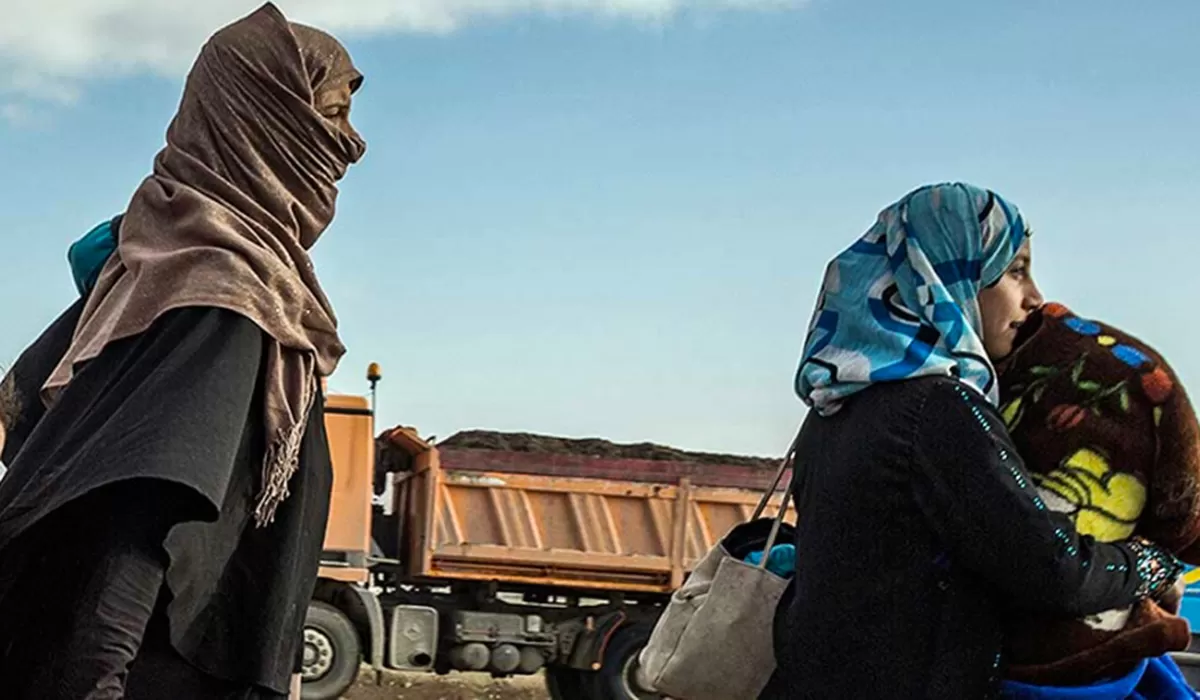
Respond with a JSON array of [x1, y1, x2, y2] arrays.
[[620, 653, 658, 700], [302, 626, 336, 681]]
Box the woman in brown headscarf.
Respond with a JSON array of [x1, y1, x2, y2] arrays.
[[0, 4, 365, 698]]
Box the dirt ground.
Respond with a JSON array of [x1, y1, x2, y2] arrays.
[[342, 669, 549, 700]]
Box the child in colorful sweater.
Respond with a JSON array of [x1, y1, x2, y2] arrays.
[[997, 302, 1200, 687]]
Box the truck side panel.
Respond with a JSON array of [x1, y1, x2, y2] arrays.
[[402, 453, 793, 594]]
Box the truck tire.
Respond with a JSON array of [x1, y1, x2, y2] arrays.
[[301, 601, 361, 700], [545, 665, 587, 700], [585, 623, 661, 700]]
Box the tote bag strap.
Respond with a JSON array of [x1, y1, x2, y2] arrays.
[[750, 427, 801, 521], [748, 424, 804, 570]]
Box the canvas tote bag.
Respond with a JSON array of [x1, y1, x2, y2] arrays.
[[635, 431, 800, 699]]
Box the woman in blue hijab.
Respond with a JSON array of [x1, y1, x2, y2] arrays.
[[759, 183, 1186, 699]]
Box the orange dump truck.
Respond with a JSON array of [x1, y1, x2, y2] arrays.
[[303, 386, 789, 700]]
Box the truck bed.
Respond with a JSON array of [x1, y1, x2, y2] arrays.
[[383, 429, 794, 594]]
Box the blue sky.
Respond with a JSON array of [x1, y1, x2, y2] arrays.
[[2, 0, 1198, 457]]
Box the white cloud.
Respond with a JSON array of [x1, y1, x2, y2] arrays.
[[0, 103, 33, 126], [0, 0, 804, 107]]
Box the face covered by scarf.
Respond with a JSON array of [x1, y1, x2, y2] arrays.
[[796, 182, 1029, 415], [43, 2, 366, 526]]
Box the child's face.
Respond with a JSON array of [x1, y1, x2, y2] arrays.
[[979, 239, 1044, 361]]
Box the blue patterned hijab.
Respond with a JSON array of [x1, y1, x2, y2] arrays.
[[796, 182, 1030, 415]]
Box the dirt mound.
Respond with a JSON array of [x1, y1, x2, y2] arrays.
[[437, 430, 779, 470]]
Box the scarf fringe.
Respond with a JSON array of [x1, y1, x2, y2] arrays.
[[253, 380, 317, 527]]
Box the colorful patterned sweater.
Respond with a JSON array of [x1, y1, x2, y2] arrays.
[[997, 302, 1200, 685]]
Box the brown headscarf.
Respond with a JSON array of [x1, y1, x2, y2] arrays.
[[43, 2, 366, 526]]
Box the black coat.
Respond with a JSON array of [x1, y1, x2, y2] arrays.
[[0, 303, 332, 695], [762, 377, 1169, 699]]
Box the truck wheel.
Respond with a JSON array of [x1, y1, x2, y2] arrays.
[[301, 601, 362, 700], [585, 623, 661, 700], [545, 665, 587, 700]]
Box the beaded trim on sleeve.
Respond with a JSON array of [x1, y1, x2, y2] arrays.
[[952, 384, 1041, 499], [950, 382, 1185, 598], [1126, 536, 1185, 599]]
